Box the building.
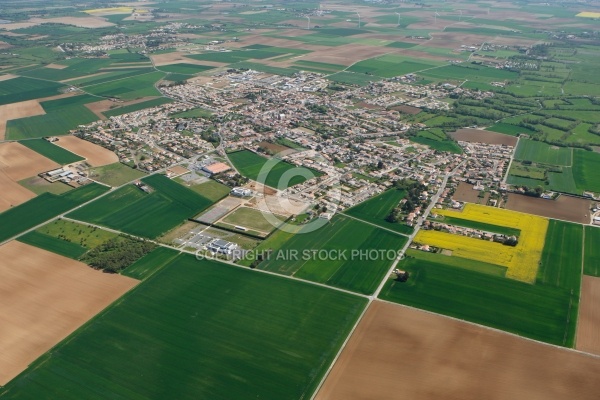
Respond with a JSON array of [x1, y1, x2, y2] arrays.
[[207, 239, 237, 255], [202, 162, 231, 175], [231, 187, 252, 197]]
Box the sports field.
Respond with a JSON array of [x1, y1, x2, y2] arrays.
[[228, 150, 321, 189], [343, 189, 413, 234], [259, 215, 407, 294], [68, 175, 215, 238], [421, 205, 548, 282], [0, 254, 366, 399], [19, 139, 84, 165]]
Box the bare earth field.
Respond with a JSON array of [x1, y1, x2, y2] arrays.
[[0, 16, 114, 30], [316, 301, 600, 400], [0, 74, 17, 81], [54, 135, 118, 167], [577, 275, 600, 356], [453, 181, 481, 203], [0, 142, 59, 179], [0, 241, 137, 385], [506, 193, 591, 224], [450, 128, 518, 146], [0, 99, 45, 139], [150, 51, 226, 67], [0, 171, 35, 211]]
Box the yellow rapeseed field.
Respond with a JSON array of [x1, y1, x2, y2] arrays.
[[418, 204, 548, 283], [577, 12, 600, 18], [84, 7, 134, 15]]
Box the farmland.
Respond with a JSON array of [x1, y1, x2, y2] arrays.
[[514, 139, 572, 166], [584, 227, 600, 277], [258, 215, 407, 294], [17, 230, 88, 259], [0, 241, 137, 386], [121, 247, 179, 280], [315, 301, 600, 400], [228, 150, 321, 189], [83, 71, 166, 100], [343, 189, 413, 234], [0, 254, 366, 399], [102, 97, 172, 118], [573, 150, 600, 193], [421, 205, 549, 283], [19, 139, 84, 165], [0, 77, 63, 105], [68, 175, 214, 238], [0, 183, 109, 243], [87, 162, 146, 187], [220, 206, 282, 234]]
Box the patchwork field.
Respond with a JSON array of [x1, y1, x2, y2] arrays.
[[259, 215, 407, 294], [0, 241, 137, 386], [68, 175, 214, 238], [419, 204, 548, 282], [228, 149, 322, 189], [19, 139, 84, 165], [54, 136, 118, 167], [0, 99, 45, 139], [0, 254, 366, 399], [316, 301, 600, 400]]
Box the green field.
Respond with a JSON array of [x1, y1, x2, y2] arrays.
[[410, 129, 462, 153], [514, 139, 572, 166], [18, 177, 73, 196], [584, 226, 600, 276], [19, 139, 84, 164], [326, 71, 378, 86], [17, 230, 88, 259], [343, 189, 413, 235], [68, 175, 215, 238], [380, 219, 582, 347], [35, 218, 118, 250], [259, 215, 407, 294], [171, 107, 213, 119], [88, 162, 146, 187], [20, 58, 113, 81], [228, 150, 321, 189], [84, 71, 166, 100], [102, 97, 173, 118], [0, 77, 63, 105], [486, 123, 537, 136], [348, 57, 437, 78], [403, 249, 507, 277], [420, 63, 519, 83], [121, 246, 179, 280], [0, 183, 109, 243], [157, 63, 215, 74], [573, 149, 600, 193], [178, 179, 230, 202], [0, 255, 366, 400]]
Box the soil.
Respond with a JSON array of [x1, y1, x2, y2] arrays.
[[505, 193, 591, 224], [54, 135, 118, 167], [450, 128, 518, 146], [577, 275, 600, 356], [0, 241, 137, 385], [316, 300, 600, 400]]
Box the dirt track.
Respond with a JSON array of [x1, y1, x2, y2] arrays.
[[577, 275, 600, 355], [0, 241, 137, 385], [316, 301, 600, 400], [54, 135, 118, 167], [505, 193, 591, 224]]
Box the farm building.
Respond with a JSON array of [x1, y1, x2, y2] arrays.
[[231, 187, 252, 197]]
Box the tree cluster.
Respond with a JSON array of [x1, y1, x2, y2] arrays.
[[82, 236, 156, 274]]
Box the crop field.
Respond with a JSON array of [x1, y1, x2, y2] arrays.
[[6, 109, 98, 139], [0, 183, 109, 243], [584, 226, 600, 277], [17, 230, 88, 259], [0, 77, 63, 105], [102, 97, 172, 118], [54, 135, 118, 167], [35, 218, 118, 250], [179, 179, 230, 203], [68, 175, 214, 238], [19, 139, 84, 165], [0, 254, 366, 399], [326, 71, 376, 86], [157, 63, 215, 74], [69, 68, 154, 87], [121, 247, 179, 280], [434, 215, 520, 237], [84, 71, 165, 100], [514, 139, 572, 166], [423, 204, 549, 283], [316, 301, 600, 400], [420, 64, 519, 83], [404, 248, 507, 277], [171, 107, 213, 119], [348, 58, 437, 78], [259, 215, 407, 294], [0, 241, 137, 387], [379, 247, 579, 346], [87, 162, 146, 187], [20, 58, 113, 81], [228, 150, 321, 189], [410, 129, 463, 153], [343, 189, 413, 234], [573, 150, 600, 193]]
